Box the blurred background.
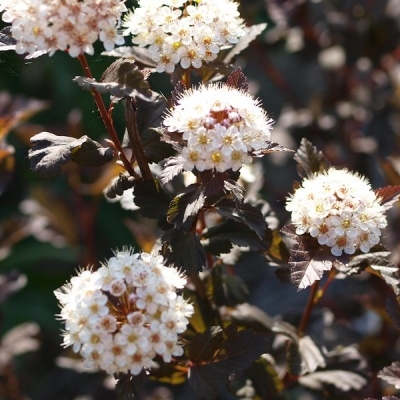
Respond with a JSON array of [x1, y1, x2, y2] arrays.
[[1, 0, 400, 399]]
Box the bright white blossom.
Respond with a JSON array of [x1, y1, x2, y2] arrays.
[[286, 168, 388, 256], [122, 0, 246, 73], [0, 0, 127, 57], [54, 248, 194, 375], [162, 83, 273, 175]]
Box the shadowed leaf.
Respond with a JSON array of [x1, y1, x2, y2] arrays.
[[161, 228, 206, 274], [214, 198, 266, 239], [375, 186, 400, 210], [105, 173, 136, 199], [188, 326, 224, 364], [188, 325, 269, 400], [115, 371, 147, 400], [385, 290, 400, 331], [294, 138, 330, 178], [101, 46, 157, 68], [28, 132, 114, 179], [171, 81, 187, 106]]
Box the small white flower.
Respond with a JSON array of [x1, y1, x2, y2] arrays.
[[54, 248, 193, 376], [286, 168, 389, 256], [162, 83, 273, 176]]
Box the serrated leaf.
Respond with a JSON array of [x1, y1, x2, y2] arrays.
[[167, 184, 205, 227], [28, 132, 114, 179], [214, 198, 266, 239], [133, 179, 171, 223], [115, 372, 146, 400], [188, 326, 224, 364], [365, 397, 400, 400], [226, 67, 249, 92], [378, 362, 400, 389], [161, 157, 185, 183], [299, 370, 366, 391], [0, 27, 16, 50], [105, 173, 136, 199], [375, 186, 400, 210], [229, 303, 275, 332], [281, 225, 335, 290], [223, 24, 267, 64], [161, 228, 206, 274], [348, 251, 400, 295], [223, 180, 245, 201], [188, 325, 269, 400], [293, 138, 330, 178], [299, 336, 326, 374]]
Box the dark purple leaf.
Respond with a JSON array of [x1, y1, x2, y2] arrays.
[[293, 138, 330, 178], [375, 186, 400, 210], [214, 198, 266, 239], [115, 371, 147, 400], [105, 173, 136, 199], [252, 141, 294, 156], [171, 81, 187, 106], [386, 290, 400, 331], [226, 67, 249, 92]]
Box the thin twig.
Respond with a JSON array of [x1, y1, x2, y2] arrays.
[[298, 280, 320, 336], [76, 54, 137, 178]]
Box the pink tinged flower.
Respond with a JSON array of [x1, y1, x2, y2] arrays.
[[99, 315, 117, 333], [359, 231, 380, 253], [326, 235, 356, 256], [109, 279, 127, 297]]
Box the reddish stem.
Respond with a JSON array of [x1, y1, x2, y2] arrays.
[[298, 280, 320, 336], [76, 54, 137, 178]]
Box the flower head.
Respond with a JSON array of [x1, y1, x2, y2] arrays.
[[54, 248, 193, 375], [162, 83, 273, 175], [122, 0, 246, 73], [286, 168, 387, 256], [1, 0, 126, 57]]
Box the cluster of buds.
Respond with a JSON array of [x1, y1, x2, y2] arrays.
[[54, 249, 193, 375], [162, 83, 274, 174], [0, 0, 126, 57], [286, 168, 388, 256], [122, 0, 246, 73]]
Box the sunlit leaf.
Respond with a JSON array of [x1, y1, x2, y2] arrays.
[[299, 370, 366, 391], [375, 185, 400, 210], [101, 46, 157, 68], [281, 225, 336, 290], [28, 132, 114, 179], [160, 157, 185, 183], [378, 361, 400, 389]]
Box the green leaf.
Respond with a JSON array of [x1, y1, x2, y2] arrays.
[[293, 138, 330, 179], [161, 228, 206, 274], [214, 198, 266, 239], [167, 184, 205, 228], [115, 372, 146, 400], [188, 325, 269, 400], [28, 132, 114, 179]]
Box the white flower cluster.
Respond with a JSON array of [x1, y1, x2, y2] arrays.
[[286, 168, 387, 256], [163, 84, 273, 173], [0, 0, 126, 57], [122, 0, 245, 73], [54, 249, 194, 375]]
